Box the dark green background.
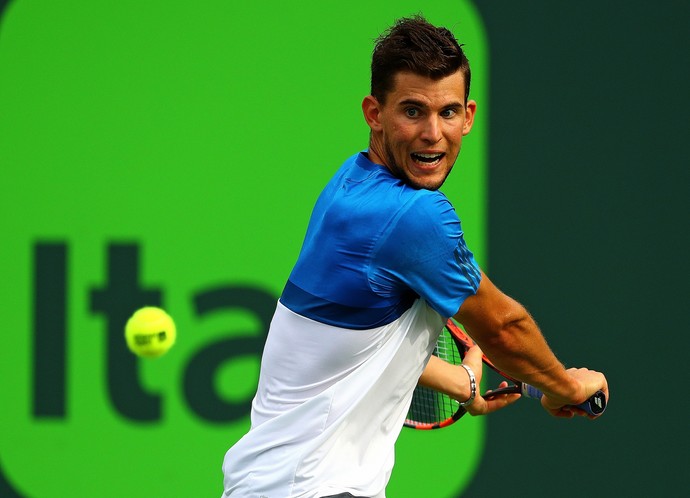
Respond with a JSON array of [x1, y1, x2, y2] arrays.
[[468, 1, 688, 496]]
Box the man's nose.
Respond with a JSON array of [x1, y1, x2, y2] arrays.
[[420, 116, 442, 143]]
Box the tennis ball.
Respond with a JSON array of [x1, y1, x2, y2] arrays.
[[124, 307, 176, 358]]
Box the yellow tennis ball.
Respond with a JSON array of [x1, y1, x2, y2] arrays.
[[124, 307, 176, 358]]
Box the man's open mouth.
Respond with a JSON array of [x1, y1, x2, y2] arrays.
[[411, 152, 445, 165]]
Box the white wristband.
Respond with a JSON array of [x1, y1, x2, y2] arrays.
[[459, 364, 477, 407]]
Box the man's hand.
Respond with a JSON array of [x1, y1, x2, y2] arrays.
[[540, 367, 609, 419], [461, 344, 521, 416]]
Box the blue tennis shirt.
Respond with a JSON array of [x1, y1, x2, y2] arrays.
[[281, 152, 481, 329]]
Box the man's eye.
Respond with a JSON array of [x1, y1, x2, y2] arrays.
[[405, 108, 419, 118], [441, 109, 457, 118]]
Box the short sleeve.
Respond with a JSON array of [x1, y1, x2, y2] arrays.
[[368, 192, 481, 318]]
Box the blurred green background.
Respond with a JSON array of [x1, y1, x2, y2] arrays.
[[0, 1, 488, 497], [1, 0, 687, 497]]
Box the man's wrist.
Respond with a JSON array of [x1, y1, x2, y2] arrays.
[[459, 364, 476, 407]]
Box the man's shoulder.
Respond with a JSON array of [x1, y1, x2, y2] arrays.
[[324, 152, 455, 218]]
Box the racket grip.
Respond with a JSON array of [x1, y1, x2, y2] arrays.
[[521, 384, 607, 416]]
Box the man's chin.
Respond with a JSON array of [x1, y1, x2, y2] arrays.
[[405, 173, 446, 191], [406, 163, 452, 191], [405, 180, 443, 191], [386, 157, 448, 190]]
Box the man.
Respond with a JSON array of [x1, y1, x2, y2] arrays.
[[221, 15, 608, 498]]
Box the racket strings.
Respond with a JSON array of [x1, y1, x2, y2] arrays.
[[405, 329, 463, 428]]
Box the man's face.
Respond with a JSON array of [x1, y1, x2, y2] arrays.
[[363, 70, 476, 190]]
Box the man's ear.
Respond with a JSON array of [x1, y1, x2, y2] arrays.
[[362, 95, 383, 131], [463, 99, 477, 136]]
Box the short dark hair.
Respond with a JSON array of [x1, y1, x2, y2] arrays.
[[370, 15, 471, 105]]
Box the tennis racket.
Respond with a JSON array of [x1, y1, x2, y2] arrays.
[[404, 319, 607, 430]]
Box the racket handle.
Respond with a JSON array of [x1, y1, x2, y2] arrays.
[[521, 384, 607, 416]]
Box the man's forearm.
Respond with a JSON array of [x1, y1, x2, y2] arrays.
[[464, 315, 581, 404], [418, 354, 471, 402], [456, 288, 584, 406]]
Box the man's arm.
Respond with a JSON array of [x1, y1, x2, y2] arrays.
[[454, 271, 608, 412], [418, 345, 520, 415]]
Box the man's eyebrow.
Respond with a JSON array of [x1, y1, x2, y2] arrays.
[[397, 98, 465, 109], [398, 98, 427, 108]]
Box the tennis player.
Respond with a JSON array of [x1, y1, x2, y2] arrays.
[[221, 15, 608, 498]]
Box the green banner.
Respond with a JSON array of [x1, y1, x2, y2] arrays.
[[0, 1, 488, 496]]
